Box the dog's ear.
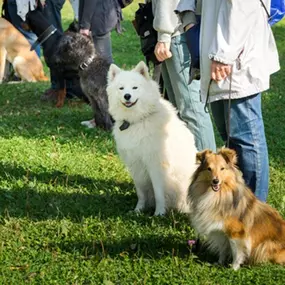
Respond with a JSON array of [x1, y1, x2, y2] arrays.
[[108, 64, 121, 83], [196, 149, 212, 164], [133, 61, 150, 80], [218, 148, 237, 165]]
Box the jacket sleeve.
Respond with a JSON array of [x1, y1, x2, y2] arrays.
[[175, 0, 196, 13], [152, 0, 181, 43], [80, 0, 99, 30], [209, 0, 263, 64], [175, 0, 198, 29]]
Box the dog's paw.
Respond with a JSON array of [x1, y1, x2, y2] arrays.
[[56, 102, 64, 108], [232, 263, 241, 271], [81, 119, 96, 128], [154, 208, 166, 216], [134, 206, 144, 213]]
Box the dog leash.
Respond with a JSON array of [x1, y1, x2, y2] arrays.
[[226, 72, 233, 148], [204, 71, 233, 148]]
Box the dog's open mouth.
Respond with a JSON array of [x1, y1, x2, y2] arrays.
[[211, 184, 221, 192], [122, 99, 138, 108]]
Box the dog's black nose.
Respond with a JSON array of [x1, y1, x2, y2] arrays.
[[124, 94, 131, 101], [212, 178, 219, 185]]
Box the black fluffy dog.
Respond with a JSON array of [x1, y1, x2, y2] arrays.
[[25, 8, 112, 130], [25, 8, 87, 107], [54, 32, 113, 130]]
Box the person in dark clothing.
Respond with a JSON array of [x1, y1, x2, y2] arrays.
[[79, 0, 123, 64], [6, 0, 41, 57], [40, 0, 66, 101]]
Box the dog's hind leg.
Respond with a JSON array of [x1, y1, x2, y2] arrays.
[[0, 47, 7, 83], [13, 57, 36, 82], [273, 249, 285, 264]]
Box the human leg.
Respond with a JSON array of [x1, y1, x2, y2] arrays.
[[162, 33, 216, 151], [211, 94, 269, 202], [92, 32, 113, 64]]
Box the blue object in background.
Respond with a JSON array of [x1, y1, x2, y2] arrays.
[[270, 0, 285, 25]]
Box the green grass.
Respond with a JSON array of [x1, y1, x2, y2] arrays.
[[0, 2, 285, 284]]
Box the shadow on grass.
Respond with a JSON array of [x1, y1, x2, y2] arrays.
[[46, 232, 218, 265], [0, 162, 193, 229], [0, 161, 138, 221]]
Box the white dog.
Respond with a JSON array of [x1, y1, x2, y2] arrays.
[[107, 61, 197, 215]]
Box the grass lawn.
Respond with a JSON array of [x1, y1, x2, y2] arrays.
[[0, 1, 285, 284]]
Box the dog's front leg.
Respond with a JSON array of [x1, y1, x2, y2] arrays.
[[147, 166, 166, 216], [56, 76, 66, 108], [133, 178, 153, 213], [229, 239, 247, 270], [56, 88, 66, 108]]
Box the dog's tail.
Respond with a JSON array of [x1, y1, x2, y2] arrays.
[[251, 241, 285, 265]]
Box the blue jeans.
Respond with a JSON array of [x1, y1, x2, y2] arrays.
[[211, 94, 269, 202], [162, 33, 216, 151], [7, 0, 41, 57]]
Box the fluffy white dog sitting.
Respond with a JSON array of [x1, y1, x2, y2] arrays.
[[107, 61, 197, 215]]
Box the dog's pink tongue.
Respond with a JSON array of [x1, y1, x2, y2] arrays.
[[212, 184, 220, 191]]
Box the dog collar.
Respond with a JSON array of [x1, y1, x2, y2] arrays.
[[79, 56, 95, 70], [30, 25, 57, 51], [119, 120, 130, 131]]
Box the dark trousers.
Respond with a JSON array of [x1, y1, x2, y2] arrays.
[[44, 0, 65, 89]]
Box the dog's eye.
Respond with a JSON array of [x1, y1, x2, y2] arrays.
[[119, 87, 124, 90], [221, 167, 225, 171], [207, 167, 211, 171], [132, 86, 138, 90]]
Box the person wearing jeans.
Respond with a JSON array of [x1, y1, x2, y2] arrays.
[[211, 94, 269, 202], [152, 0, 216, 151], [176, 0, 280, 201]]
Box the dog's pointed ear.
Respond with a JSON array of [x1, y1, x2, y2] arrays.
[[133, 61, 150, 79], [108, 64, 121, 83], [196, 149, 212, 164], [219, 148, 237, 165]]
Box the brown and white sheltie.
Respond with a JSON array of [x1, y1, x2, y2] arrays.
[[188, 148, 285, 270]]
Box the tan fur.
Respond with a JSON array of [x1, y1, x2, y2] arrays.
[[56, 88, 66, 108], [189, 148, 285, 270], [0, 18, 48, 83]]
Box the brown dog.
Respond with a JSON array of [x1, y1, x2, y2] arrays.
[[189, 148, 285, 270], [0, 18, 48, 83]]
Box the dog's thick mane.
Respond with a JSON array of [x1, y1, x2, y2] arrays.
[[54, 32, 96, 70], [189, 154, 257, 221]]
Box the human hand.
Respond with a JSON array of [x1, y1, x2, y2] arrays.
[[184, 23, 195, 32], [80, 29, 90, 36], [154, 42, 172, 62], [211, 61, 232, 81]]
